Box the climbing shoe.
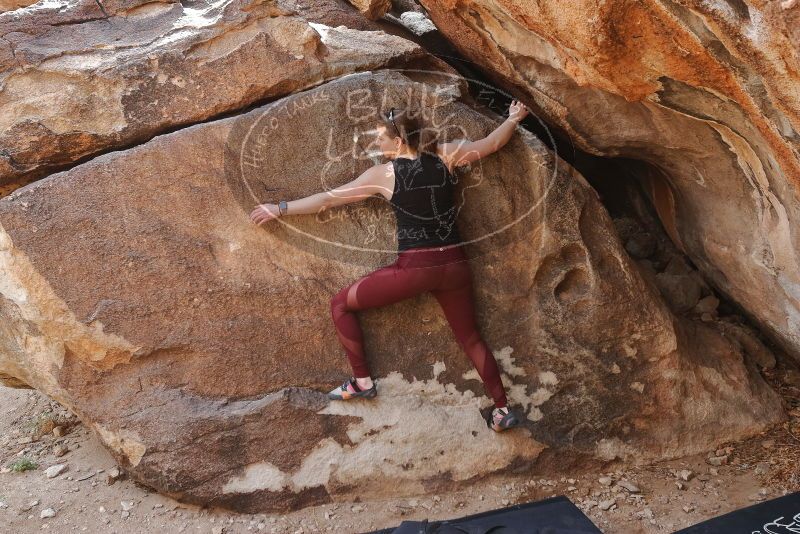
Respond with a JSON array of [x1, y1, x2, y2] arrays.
[[327, 376, 377, 400], [487, 406, 520, 432]]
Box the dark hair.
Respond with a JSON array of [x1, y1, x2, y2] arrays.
[[378, 108, 438, 156]]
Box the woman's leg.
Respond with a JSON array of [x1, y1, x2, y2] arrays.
[[330, 256, 444, 379], [431, 260, 509, 409]]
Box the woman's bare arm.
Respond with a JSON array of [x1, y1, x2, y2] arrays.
[[249, 164, 390, 225], [438, 99, 530, 168]]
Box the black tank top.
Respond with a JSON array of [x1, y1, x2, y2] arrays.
[[389, 152, 463, 251]]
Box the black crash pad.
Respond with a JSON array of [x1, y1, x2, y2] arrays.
[[364, 495, 601, 534], [674, 491, 800, 533]]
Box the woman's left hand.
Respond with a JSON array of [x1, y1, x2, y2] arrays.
[[250, 203, 281, 225], [508, 99, 529, 123]]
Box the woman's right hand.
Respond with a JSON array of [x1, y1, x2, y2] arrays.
[[250, 203, 281, 226], [508, 99, 529, 124]]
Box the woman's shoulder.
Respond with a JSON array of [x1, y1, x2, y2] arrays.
[[432, 145, 456, 174]]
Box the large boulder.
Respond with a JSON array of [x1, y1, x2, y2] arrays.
[[0, 0, 419, 190], [0, 67, 783, 512], [417, 0, 800, 363]]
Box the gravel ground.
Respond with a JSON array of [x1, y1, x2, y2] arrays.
[[1, 376, 798, 534]]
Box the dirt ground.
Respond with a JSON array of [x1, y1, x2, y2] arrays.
[[1, 364, 799, 534]]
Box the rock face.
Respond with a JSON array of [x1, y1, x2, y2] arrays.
[[0, 0, 35, 13], [418, 0, 800, 362], [0, 62, 783, 511], [345, 0, 391, 20], [0, 0, 417, 191]]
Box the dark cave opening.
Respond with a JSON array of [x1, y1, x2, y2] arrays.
[[568, 155, 738, 317]]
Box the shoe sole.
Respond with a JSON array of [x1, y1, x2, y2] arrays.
[[488, 413, 520, 432], [327, 388, 377, 401]]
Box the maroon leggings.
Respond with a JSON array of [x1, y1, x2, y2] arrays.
[[330, 244, 508, 409]]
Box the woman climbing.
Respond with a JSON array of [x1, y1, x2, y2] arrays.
[[249, 100, 530, 432]]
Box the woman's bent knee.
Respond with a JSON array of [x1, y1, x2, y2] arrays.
[[331, 287, 349, 317]]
